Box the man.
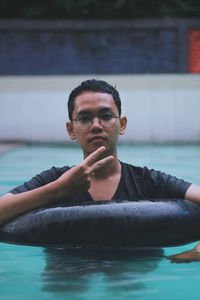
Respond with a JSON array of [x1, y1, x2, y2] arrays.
[[0, 79, 200, 233]]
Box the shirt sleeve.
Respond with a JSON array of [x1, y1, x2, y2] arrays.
[[144, 167, 192, 199], [9, 166, 70, 194]]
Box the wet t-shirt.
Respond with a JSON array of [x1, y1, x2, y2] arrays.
[[9, 162, 191, 204]]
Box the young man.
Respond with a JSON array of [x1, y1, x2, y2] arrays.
[[0, 79, 200, 230]]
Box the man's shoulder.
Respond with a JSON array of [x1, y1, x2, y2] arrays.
[[52, 165, 71, 174], [120, 162, 157, 181], [9, 165, 71, 194], [40, 165, 71, 178], [121, 161, 147, 173], [121, 162, 173, 180]]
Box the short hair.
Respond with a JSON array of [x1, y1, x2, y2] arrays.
[[68, 79, 121, 120]]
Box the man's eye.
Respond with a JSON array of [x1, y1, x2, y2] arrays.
[[100, 113, 114, 120], [78, 116, 91, 123]]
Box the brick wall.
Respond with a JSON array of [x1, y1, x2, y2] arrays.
[[189, 30, 200, 73], [0, 19, 199, 75]]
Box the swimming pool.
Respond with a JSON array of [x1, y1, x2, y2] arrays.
[[0, 143, 200, 300]]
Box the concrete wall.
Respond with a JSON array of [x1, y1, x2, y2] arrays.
[[0, 74, 200, 143]]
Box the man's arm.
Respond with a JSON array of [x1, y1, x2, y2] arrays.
[[185, 184, 200, 203], [168, 243, 200, 263], [167, 184, 200, 263], [0, 180, 66, 226], [0, 146, 114, 226]]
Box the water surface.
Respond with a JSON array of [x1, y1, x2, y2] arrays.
[[0, 143, 200, 299]]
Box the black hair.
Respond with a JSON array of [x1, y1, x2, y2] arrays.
[[67, 79, 121, 120]]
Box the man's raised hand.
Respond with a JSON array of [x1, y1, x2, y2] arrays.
[[55, 147, 114, 198]]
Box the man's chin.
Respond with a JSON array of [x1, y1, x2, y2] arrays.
[[87, 143, 107, 155], [91, 145, 106, 153], [88, 139, 106, 148]]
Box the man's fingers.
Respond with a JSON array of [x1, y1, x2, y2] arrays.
[[84, 146, 106, 166], [91, 155, 114, 172], [82, 147, 114, 175]]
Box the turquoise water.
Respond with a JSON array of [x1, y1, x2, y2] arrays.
[[0, 144, 200, 300]]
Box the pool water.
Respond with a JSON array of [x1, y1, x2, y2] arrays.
[[0, 143, 200, 300]]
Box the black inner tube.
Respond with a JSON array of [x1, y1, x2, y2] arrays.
[[1, 199, 200, 248]]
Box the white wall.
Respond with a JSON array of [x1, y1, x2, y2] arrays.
[[0, 75, 200, 143]]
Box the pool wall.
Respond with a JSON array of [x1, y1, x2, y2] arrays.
[[0, 74, 200, 143]]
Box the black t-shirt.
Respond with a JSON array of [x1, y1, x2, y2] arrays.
[[9, 162, 191, 203]]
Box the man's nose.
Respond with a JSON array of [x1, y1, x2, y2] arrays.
[[91, 117, 102, 127], [90, 117, 103, 130]]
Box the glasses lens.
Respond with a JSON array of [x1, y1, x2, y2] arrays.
[[75, 115, 118, 129], [101, 117, 116, 128], [77, 116, 91, 129]]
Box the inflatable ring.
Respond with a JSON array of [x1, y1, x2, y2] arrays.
[[1, 199, 200, 248]]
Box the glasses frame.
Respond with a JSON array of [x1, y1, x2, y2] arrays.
[[72, 115, 120, 130]]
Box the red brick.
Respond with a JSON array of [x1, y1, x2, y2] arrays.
[[189, 30, 200, 73]]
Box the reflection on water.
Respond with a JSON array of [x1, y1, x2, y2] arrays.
[[42, 247, 164, 297]]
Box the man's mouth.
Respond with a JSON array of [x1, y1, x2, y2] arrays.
[[88, 136, 106, 142]]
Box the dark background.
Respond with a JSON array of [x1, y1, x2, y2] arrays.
[[0, 1, 199, 75], [0, 0, 200, 19]]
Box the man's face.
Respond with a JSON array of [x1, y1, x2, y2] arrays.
[[67, 91, 127, 158]]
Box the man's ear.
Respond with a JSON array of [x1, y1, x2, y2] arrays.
[[66, 122, 76, 140], [119, 116, 127, 135]]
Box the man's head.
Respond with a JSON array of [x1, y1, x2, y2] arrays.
[[66, 79, 127, 158], [68, 79, 121, 121]]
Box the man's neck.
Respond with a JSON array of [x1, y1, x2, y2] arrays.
[[93, 158, 121, 179]]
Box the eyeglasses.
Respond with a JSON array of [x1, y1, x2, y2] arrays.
[[73, 112, 119, 130]]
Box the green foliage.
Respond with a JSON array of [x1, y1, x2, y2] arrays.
[[0, 0, 200, 19]]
